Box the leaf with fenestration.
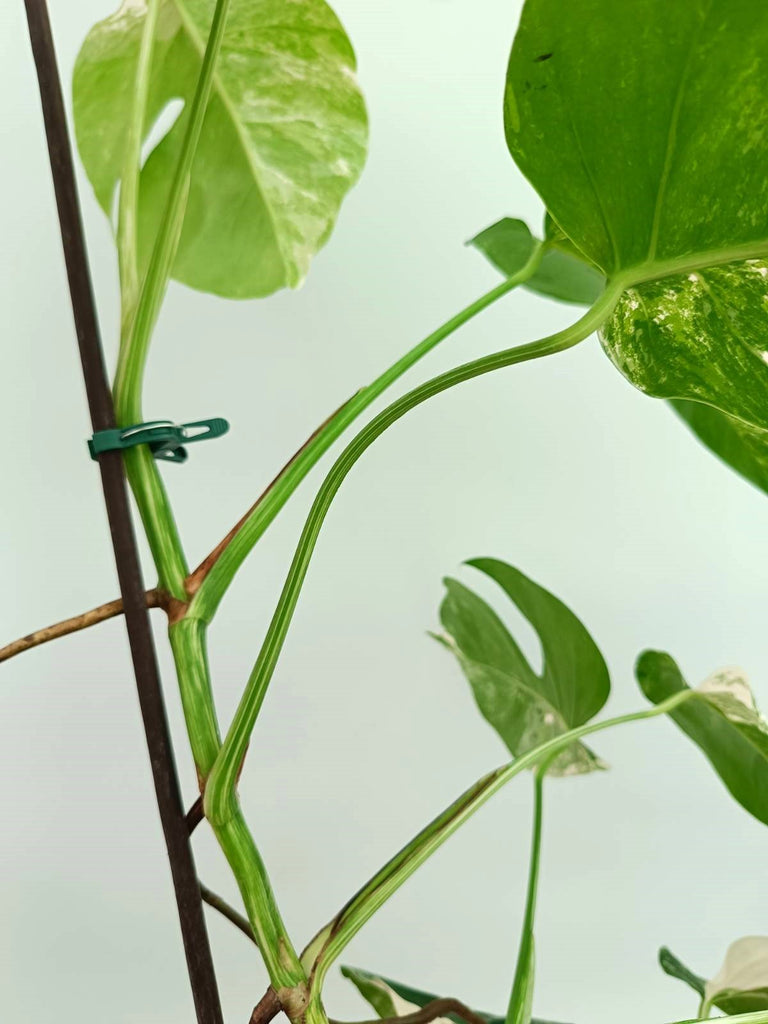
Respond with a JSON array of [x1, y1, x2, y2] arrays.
[[504, 0, 768, 431], [636, 652, 768, 825], [435, 559, 610, 777], [73, 0, 367, 298], [660, 939, 768, 1016], [341, 966, 571, 1024], [468, 217, 604, 305], [671, 400, 768, 497]]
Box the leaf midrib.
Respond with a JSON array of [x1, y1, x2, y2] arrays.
[[613, 238, 768, 292], [168, 0, 287, 276]]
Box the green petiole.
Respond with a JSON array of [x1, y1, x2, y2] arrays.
[[113, 0, 233, 599], [300, 689, 695, 997], [203, 281, 624, 828], [190, 244, 546, 621], [505, 765, 547, 1024]]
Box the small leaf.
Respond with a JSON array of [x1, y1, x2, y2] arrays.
[[660, 939, 768, 1017], [636, 652, 768, 825], [436, 559, 610, 777], [671, 400, 768, 497], [341, 966, 571, 1024], [504, 1, 768, 437], [73, 0, 368, 299], [468, 218, 604, 305], [658, 946, 706, 999], [705, 937, 768, 1016]]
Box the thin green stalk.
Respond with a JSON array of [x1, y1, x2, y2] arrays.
[[116, 0, 159, 327], [107, 0, 307, 1000], [168, 619, 222, 777], [168, 619, 307, 996], [299, 689, 695, 996], [113, 0, 232, 598], [505, 768, 545, 1024], [203, 281, 623, 827], [672, 1016, 768, 1024], [190, 245, 546, 621], [115, 0, 232, 409]]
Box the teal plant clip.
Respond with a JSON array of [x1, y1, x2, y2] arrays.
[[89, 418, 229, 464]]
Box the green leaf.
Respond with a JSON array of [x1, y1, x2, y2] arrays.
[[468, 217, 604, 306], [436, 559, 610, 777], [600, 265, 768, 433], [504, 1, 768, 431], [73, 0, 368, 299], [658, 947, 706, 999], [341, 966, 571, 1024], [660, 939, 768, 1016], [636, 652, 768, 825], [671, 400, 768, 497]]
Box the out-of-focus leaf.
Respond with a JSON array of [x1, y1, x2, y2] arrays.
[[468, 217, 604, 305], [73, 0, 368, 298], [636, 652, 768, 825], [341, 966, 571, 1024], [435, 559, 610, 777], [706, 937, 768, 1015], [659, 939, 768, 1017]]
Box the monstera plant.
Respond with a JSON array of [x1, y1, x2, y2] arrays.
[[7, 0, 768, 1022]]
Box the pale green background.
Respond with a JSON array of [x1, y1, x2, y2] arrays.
[[1, 1, 767, 1022]]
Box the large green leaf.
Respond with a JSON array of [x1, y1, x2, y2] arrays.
[[435, 559, 610, 777], [671, 400, 768, 497], [504, 0, 768, 433], [73, 0, 368, 298], [468, 217, 604, 305], [636, 652, 768, 825], [341, 966, 571, 1024], [660, 939, 768, 1016]]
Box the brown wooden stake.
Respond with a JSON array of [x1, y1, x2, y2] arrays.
[[21, 2, 223, 1020]]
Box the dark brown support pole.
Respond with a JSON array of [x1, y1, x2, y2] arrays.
[[21, 3, 223, 1021]]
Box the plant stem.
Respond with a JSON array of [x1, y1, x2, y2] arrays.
[[168, 618, 308, 998], [116, 0, 159, 327], [505, 769, 545, 1024], [300, 689, 695, 995], [0, 590, 162, 663], [114, 0, 232, 409], [671, 1016, 768, 1024], [190, 247, 545, 619], [203, 282, 623, 827], [113, 0, 233, 599]]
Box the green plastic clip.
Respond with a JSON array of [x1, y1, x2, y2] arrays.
[[89, 418, 230, 464]]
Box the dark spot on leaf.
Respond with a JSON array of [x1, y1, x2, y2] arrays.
[[523, 79, 532, 92], [534, 52, 553, 62]]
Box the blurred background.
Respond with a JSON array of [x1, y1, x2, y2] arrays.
[[1, 1, 767, 1021]]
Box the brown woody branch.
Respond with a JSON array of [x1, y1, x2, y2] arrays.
[[199, 882, 258, 946], [0, 588, 164, 663], [250, 988, 282, 1024]]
